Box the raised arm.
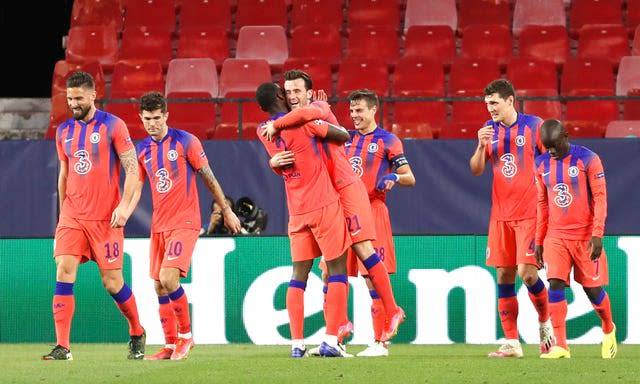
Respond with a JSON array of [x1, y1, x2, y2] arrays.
[[197, 164, 242, 234]]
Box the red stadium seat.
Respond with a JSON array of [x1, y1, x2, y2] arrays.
[[176, 27, 229, 71], [108, 59, 165, 138], [439, 122, 481, 140], [391, 123, 434, 139], [164, 58, 218, 138], [460, 25, 513, 69], [51, 60, 106, 100], [507, 58, 558, 95], [577, 24, 629, 69], [448, 58, 501, 96], [282, 58, 334, 96], [634, 26, 640, 56], [512, 0, 565, 37], [179, 0, 232, 33], [346, 26, 400, 68], [391, 57, 446, 136], [457, 0, 511, 34], [347, 0, 400, 30], [615, 56, 640, 96], [336, 59, 390, 97], [403, 0, 457, 33], [122, 0, 176, 33], [568, 0, 623, 37], [290, 0, 344, 31], [71, 0, 124, 33], [47, 93, 73, 139], [235, 26, 289, 72], [518, 25, 570, 68], [628, 0, 640, 36], [118, 26, 174, 70], [218, 59, 272, 97], [289, 25, 343, 70], [235, 0, 287, 33], [216, 92, 266, 140], [605, 120, 640, 138], [65, 24, 119, 73], [563, 120, 605, 138], [561, 58, 615, 96], [403, 25, 455, 70]]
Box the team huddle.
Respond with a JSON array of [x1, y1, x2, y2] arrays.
[[43, 70, 615, 361]]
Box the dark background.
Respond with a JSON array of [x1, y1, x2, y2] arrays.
[[0, 2, 73, 97]]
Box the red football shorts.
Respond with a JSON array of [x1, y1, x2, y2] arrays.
[[339, 180, 376, 244], [289, 200, 352, 262], [347, 198, 396, 276], [54, 215, 124, 270], [486, 218, 538, 268], [149, 228, 199, 280], [543, 237, 609, 287]]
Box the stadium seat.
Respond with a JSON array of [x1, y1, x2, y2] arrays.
[[460, 25, 513, 69], [634, 26, 640, 56], [605, 120, 640, 137], [506, 58, 558, 95], [47, 93, 73, 139], [403, 0, 457, 33], [623, 89, 640, 120], [391, 123, 434, 139], [218, 59, 272, 97], [628, 0, 640, 36], [403, 25, 456, 70], [118, 26, 174, 70], [235, 26, 289, 72], [179, 0, 232, 33], [391, 57, 446, 136], [448, 58, 501, 97], [563, 120, 605, 138], [561, 58, 615, 96], [336, 59, 390, 97], [289, 25, 342, 70], [518, 25, 570, 68], [216, 92, 266, 140], [51, 60, 106, 100], [108, 59, 165, 139], [176, 26, 229, 71], [65, 24, 119, 73], [347, 0, 400, 30], [439, 122, 481, 139], [164, 58, 218, 138], [235, 0, 288, 33], [568, 0, 623, 37], [615, 56, 640, 96], [71, 0, 124, 33], [122, 0, 177, 33], [457, 0, 511, 34], [577, 24, 629, 69], [346, 26, 400, 68], [512, 0, 565, 37], [282, 58, 334, 96], [290, 0, 344, 31]]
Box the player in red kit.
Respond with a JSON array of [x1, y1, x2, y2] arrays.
[[535, 119, 616, 359], [135, 92, 242, 360], [256, 82, 353, 358], [343, 89, 416, 357], [469, 79, 553, 358], [43, 71, 146, 360]]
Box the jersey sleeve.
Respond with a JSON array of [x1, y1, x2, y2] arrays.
[[587, 155, 607, 237], [111, 119, 135, 155], [386, 134, 408, 170], [306, 120, 329, 138], [273, 101, 329, 129], [185, 135, 209, 171], [534, 167, 549, 245]]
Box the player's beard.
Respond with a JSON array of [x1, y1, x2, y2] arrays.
[[72, 105, 91, 121]]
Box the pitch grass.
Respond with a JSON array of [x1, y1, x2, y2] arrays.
[[3, 344, 640, 384]]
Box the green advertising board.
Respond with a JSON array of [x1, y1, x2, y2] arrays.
[[0, 236, 636, 344]]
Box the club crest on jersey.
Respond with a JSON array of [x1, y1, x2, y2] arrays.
[[167, 149, 178, 161], [367, 143, 378, 153], [568, 166, 579, 177], [515, 135, 526, 147], [90, 132, 100, 144]]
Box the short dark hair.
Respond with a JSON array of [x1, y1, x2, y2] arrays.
[[256, 82, 280, 112], [348, 89, 378, 108], [66, 71, 95, 90], [140, 91, 167, 113], [484, 79, 515, 100], [283, 69, 313, 90]]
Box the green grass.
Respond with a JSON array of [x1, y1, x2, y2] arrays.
[[3, 344, 640, 384]]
